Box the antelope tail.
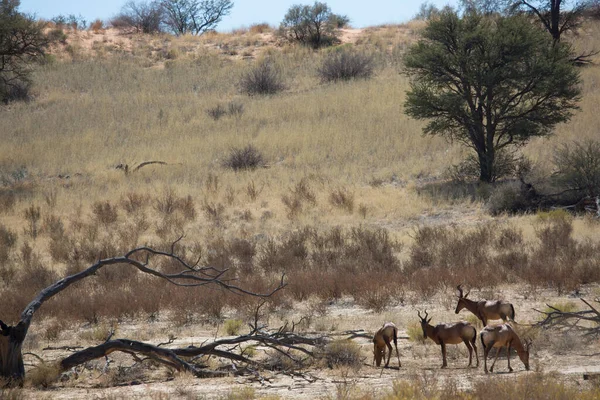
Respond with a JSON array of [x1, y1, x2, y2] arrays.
[[470, 326, 477, 346], [510, 304, 516, 322], [480, 332, 486, 350], [393, 326, 398, 347]]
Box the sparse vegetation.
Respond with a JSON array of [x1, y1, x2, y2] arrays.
[[318, 49, 374, 83], [2, 3, 600, 397]]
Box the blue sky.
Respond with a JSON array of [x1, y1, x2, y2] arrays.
[[19, 1, 457, 31]]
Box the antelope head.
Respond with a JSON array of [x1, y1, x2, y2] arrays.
[[373, 340, 385, 367], [521, 338, 532, 370], [417, 310, 432, 339], [454, 284, 471, 314]]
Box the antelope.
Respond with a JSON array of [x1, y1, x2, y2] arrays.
[[455, 285, 515, 326], [373, 322, 401, 368], [480, 323, 531, 373], [417, 310, 479, 369]]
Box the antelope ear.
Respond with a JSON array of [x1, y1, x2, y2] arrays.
[[427, 317, 432, 324], [464, 291, 470, 299]]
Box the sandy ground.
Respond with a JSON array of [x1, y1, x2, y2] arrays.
[[17, 284, 600, 399]]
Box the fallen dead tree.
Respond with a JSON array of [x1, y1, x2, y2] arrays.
[[0, 239, 289, 387], [58, 323, 330, 379], [534, 298, 600, 336]]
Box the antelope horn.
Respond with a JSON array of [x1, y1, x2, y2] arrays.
[[417, 310, 423, 319], [424, 309, 429, 320], [456, 285, 464, 297]]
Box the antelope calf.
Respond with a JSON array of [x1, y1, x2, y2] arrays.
[[480, 323, 531, 373], [455, 285, 515, 326], [418, 310, 478, 369], [373, 322, 401, 368]]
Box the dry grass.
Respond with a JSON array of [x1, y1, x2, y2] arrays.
[[2, 19, 600, 397]]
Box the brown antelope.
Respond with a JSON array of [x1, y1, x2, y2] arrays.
[[418, 310, 479, 369], [455, 285, 515, 326], [373, 322, 401, 368], [480, 323, 531, 373]]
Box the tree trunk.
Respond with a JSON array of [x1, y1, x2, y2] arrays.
[[0, 321, 27, 387], [478, 150, 495, 183]]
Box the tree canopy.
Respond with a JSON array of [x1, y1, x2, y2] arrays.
[[0, 0, 49, 103], [160, 0, 233, 36], [404, 10, 581, 182]]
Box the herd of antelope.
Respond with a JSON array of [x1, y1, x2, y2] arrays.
[[373, 285, 532, 373]]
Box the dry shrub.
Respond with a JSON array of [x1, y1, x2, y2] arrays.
[[246, 180, 262, 201], [265, 350, 308, 372], [201, 199, 225, 225], [0, 224, 17, 263], [329, 188, 354, 213], [239, 59, 286, 96], [249, 22, 271, 34], [487, 181, 535, 215], [318, 49, 374, 83], [121, 192, 148, 214], [205, 172, 220, 194], [23, 204, 41, 238], [223, 319, 244, 335], [89, 19, 104, 32], [206, 104, 227, 120], [553, 139, 600, 199], [154, 188, 180, 215], [43, 319, 66, 341], [92, 201, 119, 225], [154, 189, 196, 221], [471, 372, 600, 400], [0, 189, 16, 213], [281, 193, 303, 219], [354, 283, 396, 313], [323, 340, 363, 369], [223, 145, 265, 171], [25, 363, 60, 389], [281, 179, 316, 218]]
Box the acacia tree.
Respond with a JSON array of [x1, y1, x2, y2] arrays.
[[160, 0, 233, 35], [0, 0, 49, 103], [512, 0, 590, 43], [0, 243, 286, 387], [279, 2, 347, 48], [111, 0, 164, 34], [404, 10, 580, 182]]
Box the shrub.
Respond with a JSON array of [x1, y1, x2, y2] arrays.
[[92, 201, 119, 225], [318, 50, 374, 83], [207, 104, 227, 120], [0, 79, 32, 103], [23, 204, 41, 238], [406, 322, 424, 342], [553, 139, 600, 198], [223, 319, 244, 335], [329, 188, 354, 213], [89, 19, 104, 32], [239, 59, 285, 96], [249, 23, 271, 34], [487, 181, 533, 215], [0, 224, 17, 263], [323, 340, 363, 369], [223, 145, 265, 171]]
